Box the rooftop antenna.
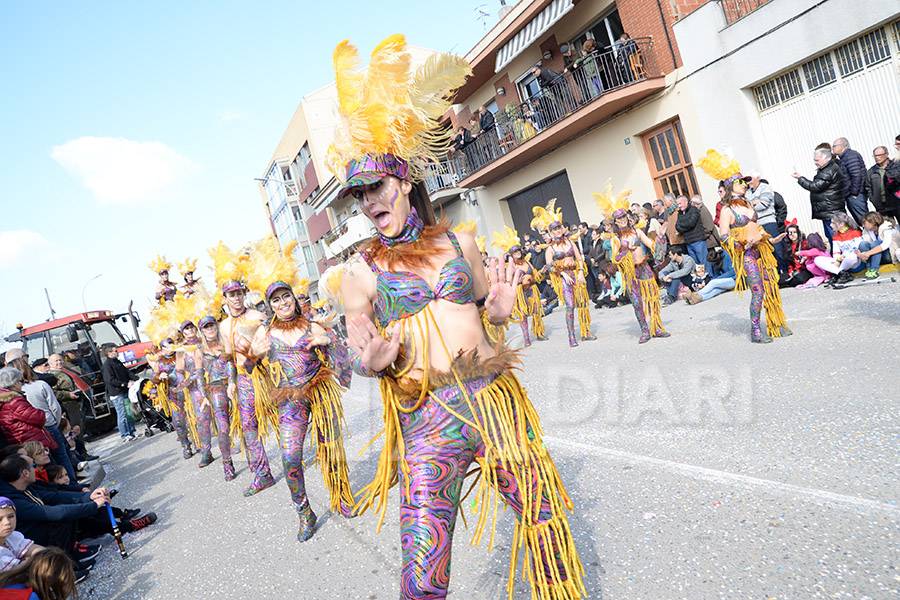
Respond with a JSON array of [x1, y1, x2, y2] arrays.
[[475, 4, 490, 29]]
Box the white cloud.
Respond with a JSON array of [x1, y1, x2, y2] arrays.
[[50, 136, 199, 206], [217, 108, 246, 122], [0, 230, 58, 269]]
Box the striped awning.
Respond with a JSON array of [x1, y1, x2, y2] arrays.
[[494, 0, 575, 73]]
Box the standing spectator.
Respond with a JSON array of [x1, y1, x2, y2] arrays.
[[793, 147, 845, 251], [659, 248, 696, 306], [576, 222, 597, 295], [4, 352, 54, 389], [864, 146, 900, 222], [674, 195, 710, 274], [44, 355, 83, 432], [99, 344, 137, 443], [530, 64, 561, 123], [5, 360, 75, 484], [714, 180, 726, 226], [691, 195, 720, 252], [663, 193, 684, 248], [746, 171, 786, 272], [832, 137, 869, 226], [573, 39, 601, 97], [856, 211, 899, 278], [772, 184, 789, 234]]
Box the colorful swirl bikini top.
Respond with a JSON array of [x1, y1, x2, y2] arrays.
[[361, 232, 475, 330], [266, 328, 352, 389], [729, 206, 756, 228], [551, 245, 575, 262]]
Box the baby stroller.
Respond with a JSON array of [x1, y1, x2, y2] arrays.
[[131, 377, 175, 437]]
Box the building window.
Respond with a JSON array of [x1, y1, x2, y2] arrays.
[[858, 28, 890, 66], [754, 80, 780, 111], [802, 55, 836, 90], [834, 39, 864, 77], [516, 72, 541, 101], [775, 70, 803, 102], [570, 6, 624, 55], [641, 118, 698, 199]]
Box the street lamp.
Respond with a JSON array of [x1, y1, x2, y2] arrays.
[[82, 274, 102, 311]]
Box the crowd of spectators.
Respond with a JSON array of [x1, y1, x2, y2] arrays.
[[0, 349, 159, 593], [515, 134, 900, 315]]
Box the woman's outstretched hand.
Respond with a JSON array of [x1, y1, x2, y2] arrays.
[[347, 314, 401, 373], [485, 256, 521, 323]]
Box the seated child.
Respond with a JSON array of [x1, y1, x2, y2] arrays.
[[691, 263, 710, 290], [0, 498, 43, 572]]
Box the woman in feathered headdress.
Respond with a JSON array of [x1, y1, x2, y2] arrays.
[[334, 35, 584, 600], [241, 237, 355, 542], [698, 150, 791, 342], [208, 240, 275, 497], [596, 181, 670, 343], [533, 199, 596, 347], [492, 226, 547, 346], [177, 257, 201, 297], [150, 255, 177, 304]]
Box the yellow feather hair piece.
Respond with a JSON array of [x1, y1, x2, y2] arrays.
[[325, 34, 472, 185], [475, 236, 486, 254], [530, 198, 564, 232], [696, 149, 741, 182], [208, 242, 245, 288], [142, 289, 208, 345], [491, 226, 521, 253], [244, 236, 299, 296], [149, 255, 171, 275], [318, 265, 344, 309], [451, 220, 477, 235], [592, 179, 633, 219], [176, 257, 198, 276]]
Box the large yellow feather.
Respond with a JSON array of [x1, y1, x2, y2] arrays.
[[592, 178, 633, 218], [696, 149, 741, 182], [451, 220, 478, 235], [333, 40, 364, 115], [208, 242, 245, 287], [491, 226, 521, 253]]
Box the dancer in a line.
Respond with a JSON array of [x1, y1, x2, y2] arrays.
[[244, 239, 355, 541], [178, 258, 202, 297], [718, 174, 791, 342], [176, 320, 214, 467], [492, 226, 546, 346], [150, 255, 177, 304], [334, 35, 584, 600], [147, 338, 193, 458], [196, 316, 236, 481], [209, 242, 275, 496], [533, 201, 595, 347], [698, 151, 790, 342]]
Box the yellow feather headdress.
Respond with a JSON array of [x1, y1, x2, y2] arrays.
[[244, 236, 300, 299], [177, 257, 198, 276], [451, 220, 485, 254], [143, 290, 208, 345], [696, 149, 742, 182], [325, 34, 472, 189], [491, 226, 521, 253], [148, 255, 171, 275], [592, 179, 633, 220], [530, 199, 564, 233], [208, 241, 246, 291], [318, 265, 344, 308]]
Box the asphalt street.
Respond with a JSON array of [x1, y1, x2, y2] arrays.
[[78, 280, 900, 600]]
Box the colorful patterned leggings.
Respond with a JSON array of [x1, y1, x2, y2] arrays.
[[397, 376, 559, 599], [188, 386, 212, 455], [236, 373, 272, 481], [278, 397, 312, 508], [208, 384, 232, 462], [743, 247, 775, 340], [170, 392, 190, 450], [559, 274, 578, 345], [629, 262, 667, 338]]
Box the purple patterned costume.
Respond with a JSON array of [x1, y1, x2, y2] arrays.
[[179, 350, 213, 465], [235, 365, 274, 495], [267, 325, 354, 541], [157, 356, 191, 456], [202, 349, 235, 479]]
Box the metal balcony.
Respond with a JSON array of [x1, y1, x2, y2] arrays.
[[425, 38, 664, 192], [721, 0, 770, 25], [322, 212, 376, 260]]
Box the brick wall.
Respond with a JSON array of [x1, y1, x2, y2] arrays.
[[493, 73, 519, 110], [617, 0, 688, 72]]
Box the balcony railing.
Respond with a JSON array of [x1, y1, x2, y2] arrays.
[[322, 212, 376, 259], [425, 38, 659, 193], [721, 0, 769, 25]]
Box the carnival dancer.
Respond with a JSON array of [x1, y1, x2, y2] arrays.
[[148, 338, 194, 458], [241, 238, 355, 541], [178, 258, 202, 297], [333, 35, 584, 600], [492, 226, 546, 346], [150, 255, 177, 304], [195, 315, 236, 481], [593, 181, 669, 343], [176, 320, 214, 467], [209, 242, 275, 496], [533, 201, 596, 347], [698, 151, 791, 343]]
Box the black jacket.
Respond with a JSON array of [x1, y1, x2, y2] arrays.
[[0, 481, 96, 540], [536, 68, 560, 87], [837, 148, 866, 197], [101, 357, 136, 396], [797, 159, 845, 220], [675, 205, 706, 244], [774, 191, 788, 233], [479, 110, 495, 133], [864, 162, 900, 214]]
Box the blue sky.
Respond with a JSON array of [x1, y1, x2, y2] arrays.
[[0, 0, 494, 346]]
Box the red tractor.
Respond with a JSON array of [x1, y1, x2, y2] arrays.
[[6, 304, 152, 435]]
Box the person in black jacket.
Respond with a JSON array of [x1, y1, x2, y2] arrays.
[[833, 137, 869, 226], [864, 146, 900, 220], [99, 344, 137, 442], [674, 195, 711, 274], [793, 148, 845, 251]]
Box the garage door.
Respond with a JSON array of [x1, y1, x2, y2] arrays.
[[756, 25, 900, 234], [505, 171, 581, 237]]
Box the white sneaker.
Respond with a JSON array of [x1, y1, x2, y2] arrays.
[[77, 461, 88, 470], [121, 436, 134, 443]]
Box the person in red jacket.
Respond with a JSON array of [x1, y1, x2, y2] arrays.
[[0, 368, 57, 451]]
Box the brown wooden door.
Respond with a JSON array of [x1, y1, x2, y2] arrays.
[[641, 119, 699, 199]]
